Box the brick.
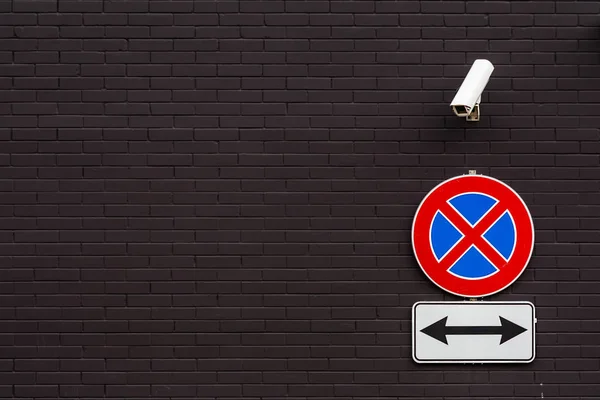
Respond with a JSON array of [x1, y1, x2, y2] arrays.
[[490, 14, 533, 26], [221, 13, 264, 26], [423, 27, 466, 39], [285, 1, 328, 12], [536, 14, 578, 26], [239, 1, 282, 12], [512, 1, 555, 13], [421, 1, 464, 13], [557, 2, 600, 13], [355, 14, 398, 26]]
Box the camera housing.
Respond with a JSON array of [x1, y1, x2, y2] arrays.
[[450, 59, 494, 122]]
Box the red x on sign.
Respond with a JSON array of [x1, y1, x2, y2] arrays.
[[412, 175, 535, 298], [436, 200, 508, 273]]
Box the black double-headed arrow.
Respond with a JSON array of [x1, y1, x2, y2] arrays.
[[421, 316, 527, 345]]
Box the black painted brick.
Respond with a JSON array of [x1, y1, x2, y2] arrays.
[[0, 0, 598, 398]]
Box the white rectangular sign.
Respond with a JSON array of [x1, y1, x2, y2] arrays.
[[412, 301, 536, 364]]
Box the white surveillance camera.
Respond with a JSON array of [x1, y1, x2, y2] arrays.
[[450, 59, 494, 122]]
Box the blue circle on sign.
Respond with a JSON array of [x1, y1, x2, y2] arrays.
[[429, 192, 516, 280]]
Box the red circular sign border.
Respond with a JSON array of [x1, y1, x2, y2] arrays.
[[411, 174, 535, 298]]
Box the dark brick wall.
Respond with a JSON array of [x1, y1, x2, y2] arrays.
[[1, 0, 600, 398]]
